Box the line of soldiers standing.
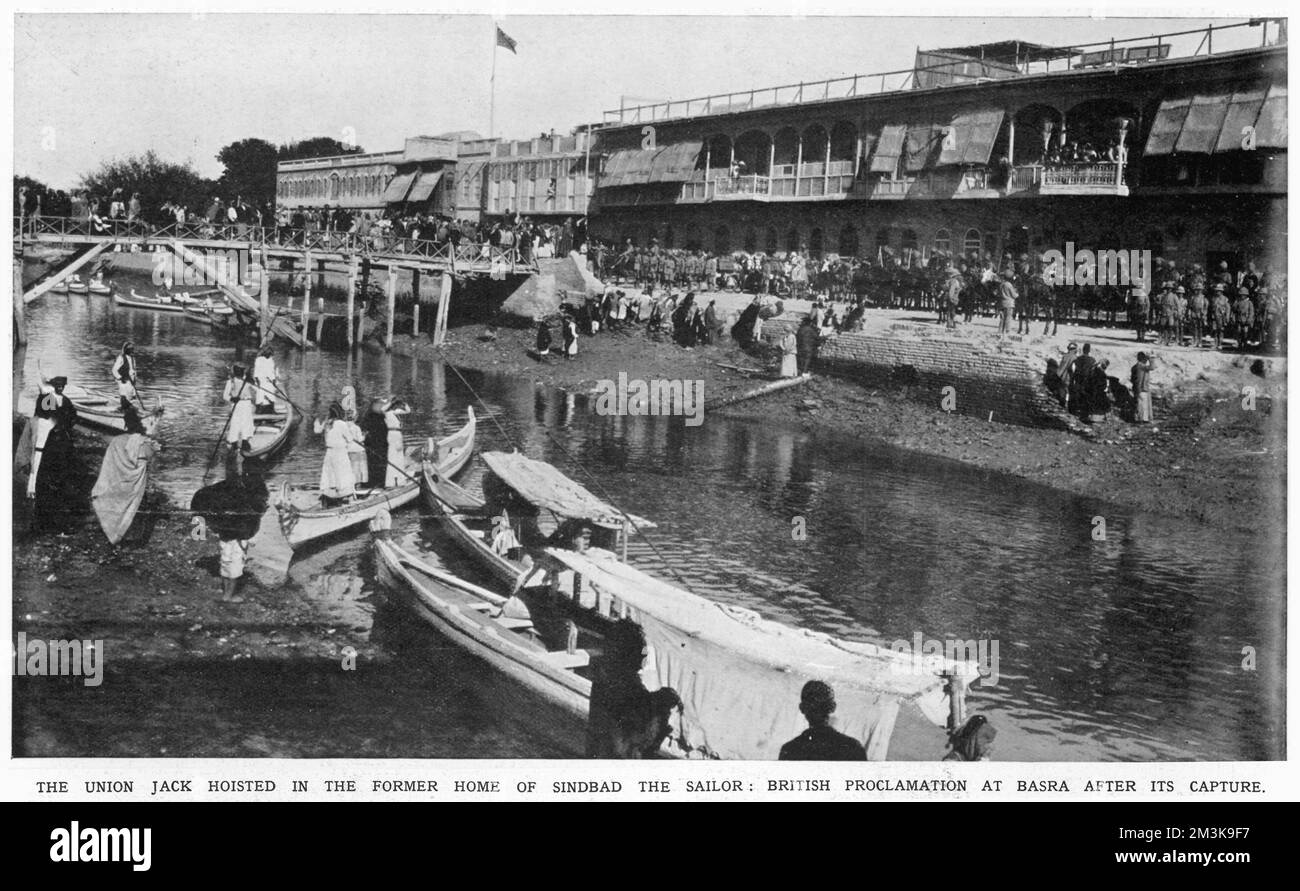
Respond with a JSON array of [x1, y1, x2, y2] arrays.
[[1134, 260, 1283, 351]]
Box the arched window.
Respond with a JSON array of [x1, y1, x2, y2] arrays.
[[735, 130, 773, 176], [963, 227, 983, 257], [801, 124, 829, 165], [829, 121, 857, 162], [714, 225, 731, 254], [330, 175, 340, 199], [838, 225, 860, 257], [809, 227, 824, 257], [744, 228, 758, 252], [877, 228, 892, 250], [663, 226, 674, 249], [765, 226, 779, 253], [706, 135, 733, 170], [773, 127, 800, 168], [902, 229, 918, 252], [786, 228, 801, 252], [685, 222, 700, 250], [933, 228, 952, 255]]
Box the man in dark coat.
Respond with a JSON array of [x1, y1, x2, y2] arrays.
[[796, 315, 819, 375], [778, 681, 867, 761], [1069, 343, 1097, 416], [361, 397, 389, 488]]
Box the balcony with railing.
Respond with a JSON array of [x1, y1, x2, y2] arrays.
[[676, 160, 859, 203], [1039, 161, 1128, 196], [601, 19, 1284, 127]]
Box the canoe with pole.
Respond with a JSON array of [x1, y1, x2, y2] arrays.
[[275, 407, 475, 550], [245, 398, 297, 461], [113, 289, 188, 313]]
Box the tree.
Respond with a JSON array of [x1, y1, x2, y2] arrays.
[[79, 151, 216, 224], [277, 137, 364, 163], [216, 138, 280, 208]]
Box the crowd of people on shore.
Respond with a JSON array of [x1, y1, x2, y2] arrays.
[[586, 239, 1286, 354], [1043, 340, 1159, 426]]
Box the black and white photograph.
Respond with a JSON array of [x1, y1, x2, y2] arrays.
[[8, 5, 1289, 787]]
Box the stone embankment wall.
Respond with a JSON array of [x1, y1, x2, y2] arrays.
[[816, 328, 1076, 429]]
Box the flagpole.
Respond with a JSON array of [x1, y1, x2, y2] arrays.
[[489, 22, 498, 139]]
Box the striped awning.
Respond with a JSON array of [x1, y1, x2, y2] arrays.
[[381, 171, 417, 203], [406, 170, 444, 202], [1143, 96, 1194, 156], [937, 109, 1006, 166], [869, 125, 907, 173], [1175, 93, 1234, 154], [647, 141, 704, 183], [1254, 82, 1287, 149], [1214, 86, 1268, 153], [599, 143, 703, 188], [904, 123, 946, 172]]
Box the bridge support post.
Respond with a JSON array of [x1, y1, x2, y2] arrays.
[[259, 246, 270, 342], [302, 248, 312, 345], [385, 266, 397, 351], [433, 272, 453, 347], [411, 269, 422, 338], [13, 245, 28, 347], [347, 254, 358, 351]]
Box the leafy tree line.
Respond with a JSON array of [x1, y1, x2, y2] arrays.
[[16, 135, 362, 222]]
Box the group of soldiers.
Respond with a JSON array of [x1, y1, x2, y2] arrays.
[[588, 239, 1286, 353]]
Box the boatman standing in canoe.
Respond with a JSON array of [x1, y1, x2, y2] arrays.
[[223, 364, 257, 476], [778, 681, 867, 761], [111, 341, 138, 409], [252, 346, 279, 411]]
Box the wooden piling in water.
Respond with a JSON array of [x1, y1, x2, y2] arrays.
[[347, 255, 357, 351], [301, 248, 312, 345], [385, 266, 397, 350], [259, 245, 270, 342]]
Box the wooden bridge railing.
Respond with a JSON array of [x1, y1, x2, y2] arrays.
[[16, 216, 535, 272]]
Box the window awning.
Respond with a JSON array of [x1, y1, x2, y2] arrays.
[[869, 125, 907, 173], [647, 141, 704, 183], [599, 143, 703, 188], [904, 123, 946, 172], [1253, 83, 1287, 149], [1143, 96, 1194, 156], [381, 171, 417, 203], [1175, 93, 1234, 154], [937, 109, 1006, 165], [406, 170, 444, 202], [1214, 86, 1268, 153]]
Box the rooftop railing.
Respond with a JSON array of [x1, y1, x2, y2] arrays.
[[602, 19, 1284, 126]]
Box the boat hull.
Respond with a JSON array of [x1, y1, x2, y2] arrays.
[[277, 408, 475, 550], [113, 291, 187, 313]]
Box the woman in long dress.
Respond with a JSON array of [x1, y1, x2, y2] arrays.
[[223, 365, 257, 476], [317, 402, 357, 502], [384, 398, 411, 488]]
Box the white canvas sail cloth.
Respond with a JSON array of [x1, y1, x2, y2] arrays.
[[545, 547, 974, 760]]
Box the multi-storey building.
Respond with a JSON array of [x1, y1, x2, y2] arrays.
[[274, 130, 595, 223], [586, 20, 1287, 275]]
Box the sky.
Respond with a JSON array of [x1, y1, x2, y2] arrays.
[[13, 9, 1272, 189]]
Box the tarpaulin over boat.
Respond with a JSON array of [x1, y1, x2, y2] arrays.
[[1215, 85, 1269, 153], [481, 451, 655, 530], [1144, 96, 1194, 156], [406, 170, 444, 202], [869, 125, 907, 173], [545, 548, 972, 760], [1253, 82, 1287, 149], [381, 171, 417, 203], [937, 109, 1005, 166], [1175, 93, 1233, 154], [91, 432, 158, 544]]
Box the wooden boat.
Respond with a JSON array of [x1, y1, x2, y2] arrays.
[[245, 399, 297, 461], [420, 450, 978, 761], [88, 277, 112, 294], [50, 279, 69, 294], [113, 289, 187, 313], [375, 540, 595, 756], [66, 275, 88, 293], [275, 407, 475, 550], [184, 301, 238, 327]]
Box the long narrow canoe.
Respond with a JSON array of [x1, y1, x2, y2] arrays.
[[422, 465, 529, 587], [375, 539, 592, 756], [68, 390, 130, 433], [246, 400, 297, 461], [276, 407, 475, 550], [112, 290, 187, 313]]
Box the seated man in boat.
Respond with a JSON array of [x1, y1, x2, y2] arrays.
[[778, 681, 867, 761], [490, 511, 522, 558]]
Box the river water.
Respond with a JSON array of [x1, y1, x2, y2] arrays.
[[13, 278, 1286, 761]]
